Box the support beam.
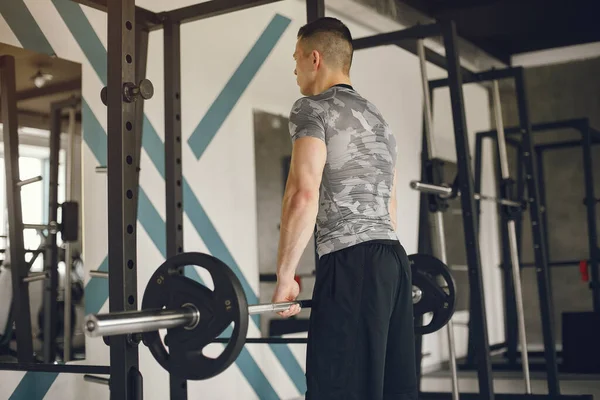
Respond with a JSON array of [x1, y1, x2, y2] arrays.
[[429, 66, 522, 89], [16, 79, 80, 101], [42, 103, 62, 363], [441, 20, 495, 400], [106, 0, 141, 397], [71, 0, 162, 31], [353, 24, 442, 49], [0, 55, 33, 363], [166, 0, 284, 25], [133, 25, 149, 227], [306, 0, 325, 23], [352, 25, 476, 81], [164, 17, 186, 399]]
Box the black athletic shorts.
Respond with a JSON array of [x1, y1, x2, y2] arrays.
[[305, 239, 418, 400]]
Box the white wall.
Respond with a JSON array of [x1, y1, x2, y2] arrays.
[[0, 0, 503, 399]]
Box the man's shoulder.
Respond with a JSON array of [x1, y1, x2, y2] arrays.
[[290, 96, 327, 119]]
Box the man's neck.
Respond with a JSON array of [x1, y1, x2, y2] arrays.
[[313, 73, 352, 95]]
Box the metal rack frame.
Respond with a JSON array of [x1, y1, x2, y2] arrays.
[[428, 67, 560, 395], [471, 117, 600, 374]]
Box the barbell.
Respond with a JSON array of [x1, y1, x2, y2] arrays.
[[83, 251, 456, 380]]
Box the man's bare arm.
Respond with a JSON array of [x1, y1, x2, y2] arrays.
[[276, 136, 327, 282]]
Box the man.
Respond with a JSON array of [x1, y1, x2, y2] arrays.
[[272, 17, 418, 400]]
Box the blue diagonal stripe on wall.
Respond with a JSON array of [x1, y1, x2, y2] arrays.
[[0, 0, 53, 56], [2, 1, 305, 398], [187, 14, 291, 160], [9, 372, 59, 400], [52, 0, 107, 83]]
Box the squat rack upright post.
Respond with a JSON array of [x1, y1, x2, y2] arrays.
[[163, 13, 187, 400], [106, 0, 142, 397]]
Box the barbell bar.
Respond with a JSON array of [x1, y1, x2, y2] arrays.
[[410, 180, 522, 208], [84, 286, 430, 339], [85, 300, 313, 338]]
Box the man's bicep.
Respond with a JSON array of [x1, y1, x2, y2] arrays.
[[288, 137, 327, 192]]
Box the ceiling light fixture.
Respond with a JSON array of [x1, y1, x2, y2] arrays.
[[32, 70, 53, 88]]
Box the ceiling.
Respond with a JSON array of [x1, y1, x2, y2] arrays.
[[0, 43, 81, 130], [396, 0, 600, 64]]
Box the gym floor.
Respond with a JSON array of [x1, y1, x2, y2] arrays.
[[421, 371, 600, 397]]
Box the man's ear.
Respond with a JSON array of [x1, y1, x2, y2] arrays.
[[312, 50, 320, 68]]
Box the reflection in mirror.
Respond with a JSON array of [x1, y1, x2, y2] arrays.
[[0, 42, 84, 365]]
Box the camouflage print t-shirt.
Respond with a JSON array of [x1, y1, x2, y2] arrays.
[[288, 84, 398, 257]]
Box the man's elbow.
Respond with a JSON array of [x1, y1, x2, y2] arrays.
[[286, 188, 318, 212]]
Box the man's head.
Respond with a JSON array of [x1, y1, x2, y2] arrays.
[[293, 17, 353, 96]]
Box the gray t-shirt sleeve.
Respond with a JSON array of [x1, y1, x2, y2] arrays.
[[288, 97, 326, 143]]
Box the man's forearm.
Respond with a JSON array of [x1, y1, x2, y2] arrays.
[[276, 189, 319, 281]]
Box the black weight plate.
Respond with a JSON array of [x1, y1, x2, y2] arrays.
[[409, 253, 456, 335], [141, 252, 249, 380]]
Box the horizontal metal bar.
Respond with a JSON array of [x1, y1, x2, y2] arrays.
[[85, 300, 313, 337], [519, 259, 587, 268], [410, 180, 522, 208], [536, 140, 591, 152], [69, 0, 162, 31], [479, 118, 591, 139], [392, 40, 476, 83], [17, 175, 42, 187], [16, 79, 80, 102], [429, 66, 523, 89], [166, 0, 283, 25], [85, 306, 200, 338], [248, 300, 312, 315], [95, 166, 107, 173], [410, 181, 453, 197], [419, 392, 593, 400], [353, 23, 441, 50], [212, 337, 308, 344], [260, 272, 315, 282], [83, 374, 110, 385], [0, 362, 110, 374], [23, 271, 48, 283], [90, 270, 109, 278], [23, 224, 48, 231]]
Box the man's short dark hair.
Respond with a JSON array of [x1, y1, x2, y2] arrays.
[[297, 17, 353, 74]]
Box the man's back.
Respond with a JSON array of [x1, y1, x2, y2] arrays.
[[289, 84, 398, 256]]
